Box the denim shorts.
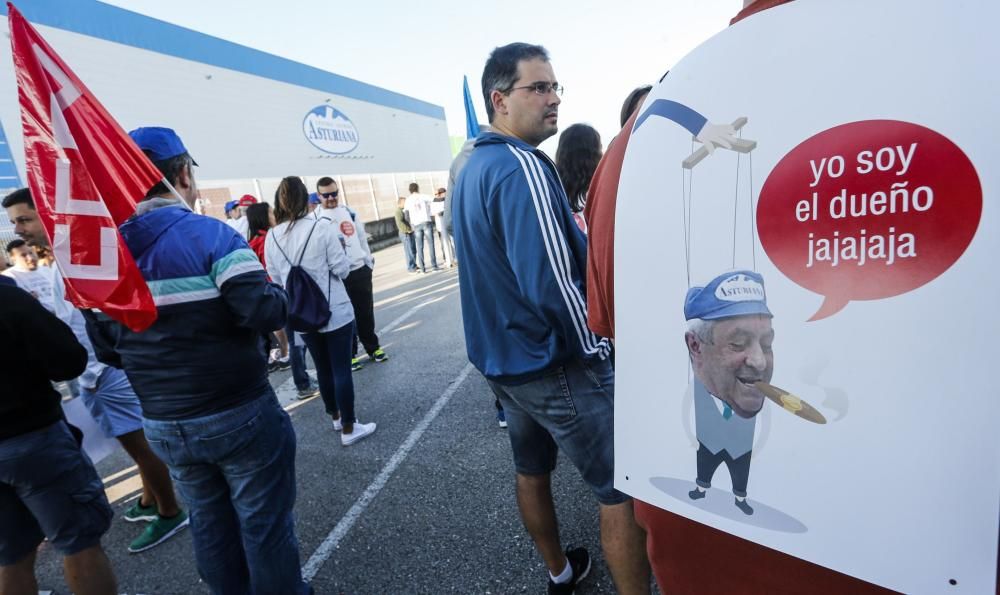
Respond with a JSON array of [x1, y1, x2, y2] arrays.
[[79, 366, 144, 438], [0, 421, 113, 565], [488, 357, 628, 505]]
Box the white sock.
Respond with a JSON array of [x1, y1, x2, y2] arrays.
[[550, 557, 572, 584], [736, 496, 745, 502]]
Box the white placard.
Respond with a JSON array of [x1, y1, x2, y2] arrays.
[[615, 1, 998, 593]]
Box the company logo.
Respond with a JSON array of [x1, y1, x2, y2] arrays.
[[303, 105, 360, 155], [715, 274, 765, 302]]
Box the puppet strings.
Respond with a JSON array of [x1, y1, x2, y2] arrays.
[[681, 138, 695, 287], [731, 129, 743, 269], [749, 149, 756, 271]]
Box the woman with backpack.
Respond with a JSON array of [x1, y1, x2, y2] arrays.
[[264, 177, 377, 446]]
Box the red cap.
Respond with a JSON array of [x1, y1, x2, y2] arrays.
[[238, 194, 258, 207]]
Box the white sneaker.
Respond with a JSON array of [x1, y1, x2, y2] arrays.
[[341, 422, 376, 446], [332, 418, 343, 431]]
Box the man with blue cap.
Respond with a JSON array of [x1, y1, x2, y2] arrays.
[[683, 270, 774, 516], [85, 127, 311, 593]]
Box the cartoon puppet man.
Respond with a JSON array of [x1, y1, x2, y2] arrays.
[[684, 271, 774, 516]]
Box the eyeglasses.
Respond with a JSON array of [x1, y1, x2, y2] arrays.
[[506, 82, 563, 97], [320, 191, 339, 199]]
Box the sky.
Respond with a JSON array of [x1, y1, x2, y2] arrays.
[[102, 0, 742, 156]]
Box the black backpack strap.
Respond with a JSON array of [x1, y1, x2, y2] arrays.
[[273, 228, 293, 266]]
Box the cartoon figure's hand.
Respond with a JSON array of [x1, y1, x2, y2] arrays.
[[695, 122, 737, 154]]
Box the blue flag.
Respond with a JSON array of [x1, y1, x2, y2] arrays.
[[463, 75, 480, 139]]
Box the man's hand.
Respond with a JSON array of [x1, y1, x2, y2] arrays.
[[695, 122, 737, 154]]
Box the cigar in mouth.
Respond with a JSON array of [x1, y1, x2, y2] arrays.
[[753, 381, 827, 424]]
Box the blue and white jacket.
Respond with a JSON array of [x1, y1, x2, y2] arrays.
[[452, 132, 610, 385], [85, 199, 287, 420]]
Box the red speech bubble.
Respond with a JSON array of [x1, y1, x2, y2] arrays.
[[757, 120, 981, 321]]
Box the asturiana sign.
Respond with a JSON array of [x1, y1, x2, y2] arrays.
[[303, 105, 360, 154]]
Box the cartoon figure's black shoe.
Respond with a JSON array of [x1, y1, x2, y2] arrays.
[[734, 498, 754, 515]]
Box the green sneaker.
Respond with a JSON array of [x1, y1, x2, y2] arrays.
[[123, 500, 158, 523], [128, 510, 189, 553], [373, 348, 388, 363], [351, 357, 364, 372]]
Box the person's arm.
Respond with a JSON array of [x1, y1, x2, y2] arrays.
[[352, 210, 375, 268], [264, 232, 283, 288], [6, 286, 87, 381], [318, 221, 352, 280], [488, 157, 609, 360], [210, 230, 288, 333]]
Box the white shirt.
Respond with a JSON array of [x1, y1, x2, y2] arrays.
[[313, 206, 374, 271], [264, 217, 354, 333], [50, 266, 107, 389], [430, 199, 445, 217], [226, 216, 249, 239], [3, 265, 56, 312], [404, 193, 433, 226]]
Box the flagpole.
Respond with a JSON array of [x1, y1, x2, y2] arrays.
[[160, 177, 192, 210]]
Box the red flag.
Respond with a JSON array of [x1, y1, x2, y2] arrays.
[[7, 3, 159, 331]]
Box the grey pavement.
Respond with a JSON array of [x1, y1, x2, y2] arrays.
[[32, 240, 627, 594]]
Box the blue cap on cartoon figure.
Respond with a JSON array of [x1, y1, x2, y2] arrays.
[[308, 192, 321, 205], [684, 270, 772, 321]]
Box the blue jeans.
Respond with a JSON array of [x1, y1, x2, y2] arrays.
[[302, 321, 357, 424], [487, 357, 628, 505], [400, 232, 417, 271], [286, 327, 311, 390], [143, 391, 309, 595], [412, 222, 439, 272]]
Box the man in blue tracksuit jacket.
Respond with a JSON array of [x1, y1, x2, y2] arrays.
[[85, 128, 310, 595], [452, 43, 649, 594]]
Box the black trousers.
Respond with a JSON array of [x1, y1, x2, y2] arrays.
[[343, 265, 379, 357], [695, 443, 752, 498]]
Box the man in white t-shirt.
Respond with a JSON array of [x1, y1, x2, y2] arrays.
[[3, 238, 54, 309], [431, 187, 456, 267], [224, 199, 249, 239], [404, 182, 440, 273], [313, 176, 388, 371]]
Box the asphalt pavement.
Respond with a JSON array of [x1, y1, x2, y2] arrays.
[[32, 241, 625, 595]]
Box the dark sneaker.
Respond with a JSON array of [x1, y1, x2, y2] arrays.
[[734, 498, 754, 515], [548, 547, 592, 594], [296, 385, 320, 400], [373, 348, 388, 363], [497, 408, 508, 429], [351, 358, 365, 372], [688, 488, 706, 500], [123, 500, 158, 523], [128, 510, 190, 553], [276, 356, 291, 371]]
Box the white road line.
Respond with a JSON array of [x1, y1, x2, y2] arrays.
[[300, 362, 475, 581], [377, 292, 452, 336]]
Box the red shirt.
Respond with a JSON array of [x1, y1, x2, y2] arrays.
[[585, 1, 889, 592], [249, 230, 267, 268]]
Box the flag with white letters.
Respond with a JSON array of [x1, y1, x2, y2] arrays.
[[8, 3, 158, 330]]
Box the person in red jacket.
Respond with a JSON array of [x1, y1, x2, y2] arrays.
[[247, 203, 291, 372]]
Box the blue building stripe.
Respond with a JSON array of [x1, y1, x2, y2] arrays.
[[2, 1, 445, 120]]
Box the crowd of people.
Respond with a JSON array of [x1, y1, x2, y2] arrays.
[[1, 1, 889, 593]]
